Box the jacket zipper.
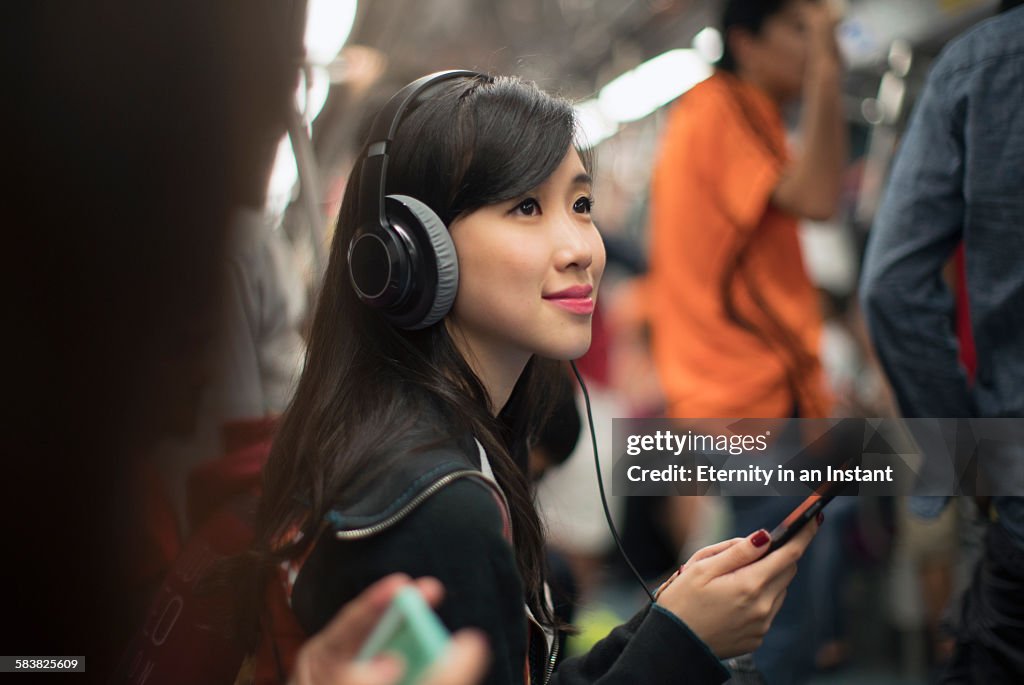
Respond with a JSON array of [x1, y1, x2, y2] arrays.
[[527, 612, 560, 685], [543, 628, 559, 685], [332, 469, 509, 540]]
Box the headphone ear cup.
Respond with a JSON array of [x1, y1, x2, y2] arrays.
[[385, 194, 459, 329]]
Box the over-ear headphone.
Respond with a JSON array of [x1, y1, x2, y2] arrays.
[[347, 70, 486, 330]]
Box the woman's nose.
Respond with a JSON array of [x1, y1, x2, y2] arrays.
[[553, 217, 594, 271]]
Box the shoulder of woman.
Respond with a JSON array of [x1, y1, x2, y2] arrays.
[[384, 476, 510, 542], [291, 478, 519, 638], [322, 432, 492, 532]]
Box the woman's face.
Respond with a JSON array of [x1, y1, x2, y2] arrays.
[[446, 147, 605, 369]]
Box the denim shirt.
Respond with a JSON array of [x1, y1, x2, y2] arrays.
[[860, 7, 1024, 546]]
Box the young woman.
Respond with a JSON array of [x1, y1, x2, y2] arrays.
[[246, 71, 817, 685]]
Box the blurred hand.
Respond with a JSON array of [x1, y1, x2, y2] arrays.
[[420, 631, 490, 685], [289, 574, 489, 685], [802, 0, 843, 69], [656, 520, 819, 658]]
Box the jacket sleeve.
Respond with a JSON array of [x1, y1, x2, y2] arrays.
[[291, 478, 528, 685], [858, 51, 973, 420], [551, 604, 730, 685], [292, 478, 729, 684]]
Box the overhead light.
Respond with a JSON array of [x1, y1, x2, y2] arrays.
[[274, 0, 356, 214], [692, 27, 723, 64], [266, 135, 299, 218], [305, 0, 359, 66], [575, 99, 619, 149], [597, 49, 712, 124], [295, 65, 332, 123]]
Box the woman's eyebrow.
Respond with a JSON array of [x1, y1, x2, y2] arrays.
[[573, 173, 593, 187]]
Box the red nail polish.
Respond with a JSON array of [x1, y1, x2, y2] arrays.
[[751, 530, 770, 547], [816, 511, 825, 526]]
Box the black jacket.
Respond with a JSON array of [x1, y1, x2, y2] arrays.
[[290, 432, 729, 684]]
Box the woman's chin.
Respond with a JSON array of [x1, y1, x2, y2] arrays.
[[542, 337, 592, 362]]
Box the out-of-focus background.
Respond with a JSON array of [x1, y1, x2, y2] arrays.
[[10, 1, 1014, 682], [162, 2, 1001, 684]]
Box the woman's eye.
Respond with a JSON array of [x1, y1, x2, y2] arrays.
[[573, 196, 594, 214], [513, 198, 541, 216]]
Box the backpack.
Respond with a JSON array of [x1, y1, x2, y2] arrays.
[[115, 418, 308, 685]]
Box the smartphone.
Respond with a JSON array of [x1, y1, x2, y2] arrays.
[[357, 585, 451, 685], [767, 491, 835, 553]]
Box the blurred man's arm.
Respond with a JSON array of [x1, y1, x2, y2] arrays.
[[859, 58, 973, 418], [772, 3, 847, 221]]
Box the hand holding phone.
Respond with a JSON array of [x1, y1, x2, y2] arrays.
[[657, 520, 818, 658]]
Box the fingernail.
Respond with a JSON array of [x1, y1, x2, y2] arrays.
[[816, 512, 825, 526], [751, 530, 770, 547]]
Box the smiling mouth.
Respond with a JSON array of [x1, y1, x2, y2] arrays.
[[543, 284, 595, 315], [544, 295, 595, 315], [544, 284, 593, 299]]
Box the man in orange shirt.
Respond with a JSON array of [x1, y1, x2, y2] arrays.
[[649, 0, 846, 420], [647, 2, 847, 682]]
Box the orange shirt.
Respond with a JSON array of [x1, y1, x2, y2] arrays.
[[648, 71, 831, 419]]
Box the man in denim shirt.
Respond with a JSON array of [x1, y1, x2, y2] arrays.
[[860, 3, 1024, 681]]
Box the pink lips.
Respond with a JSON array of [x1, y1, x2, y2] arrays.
[[543, 284, 595, 315]]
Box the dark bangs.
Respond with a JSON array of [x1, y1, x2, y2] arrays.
[[384, 75, 585, 225]]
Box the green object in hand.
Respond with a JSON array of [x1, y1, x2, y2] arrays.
[[357, 585, 451, 685]]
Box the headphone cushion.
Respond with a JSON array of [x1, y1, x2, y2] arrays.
[[387, 194, 458, 329]]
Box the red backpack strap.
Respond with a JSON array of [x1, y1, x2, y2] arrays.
[[113, 494, 257, 685], [247, 523, 323, 684]]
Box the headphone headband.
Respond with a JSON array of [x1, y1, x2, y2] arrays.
[[358, 70, 484, 230]]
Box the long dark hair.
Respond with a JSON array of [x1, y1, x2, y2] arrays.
[[242, 74, 587, 642]]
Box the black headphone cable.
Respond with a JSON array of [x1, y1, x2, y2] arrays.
[[569, 360, 657, 604]]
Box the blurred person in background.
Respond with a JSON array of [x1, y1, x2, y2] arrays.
[[860, 2, 1024, 681], [649, 0, 845, 421], [184, 206, 309, 533], [216, 207, 307, 431], [647, 0, 847, 682], [6, 1, 304, 675], [5, 3, 489, 683]]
